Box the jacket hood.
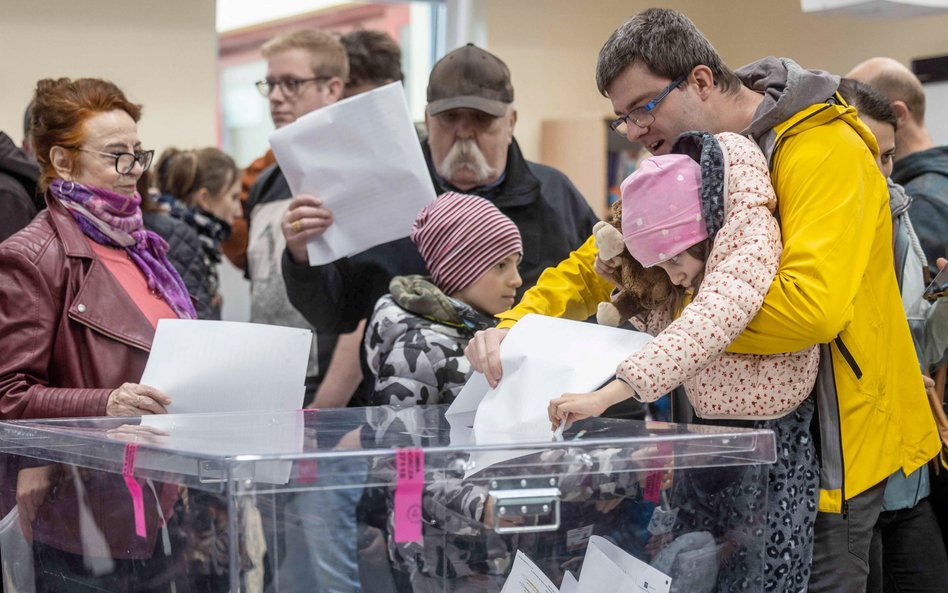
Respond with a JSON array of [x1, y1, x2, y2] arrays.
[[887, 178, 912, 219], [747, 90, 879, 171], [0, 132, 40, 200], [389, 274, 494, 332], [671, 132, 778, 245], [671, 132, 726, 243], [892, 145, 948, 185], [736, 57, 840, 160]]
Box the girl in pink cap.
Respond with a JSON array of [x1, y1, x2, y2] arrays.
[[549, 131, 820, 592]]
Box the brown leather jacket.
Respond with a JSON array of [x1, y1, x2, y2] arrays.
[[0, 194, 175, 559], [0, 195, 155, 419]]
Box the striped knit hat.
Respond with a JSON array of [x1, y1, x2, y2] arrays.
[[410, 191, 523, 295]]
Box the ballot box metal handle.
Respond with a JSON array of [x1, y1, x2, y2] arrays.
[[488, 477, 562, 534]]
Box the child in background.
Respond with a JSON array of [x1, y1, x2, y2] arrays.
[[549, 132, 819, 593], [365, 191, 522, 406]]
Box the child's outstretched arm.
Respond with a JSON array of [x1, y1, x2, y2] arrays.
[[548, 379, 635, 429]]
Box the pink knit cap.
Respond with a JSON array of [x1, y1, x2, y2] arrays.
[[621, 154, 707, 267], [410, 191, 523, 295]]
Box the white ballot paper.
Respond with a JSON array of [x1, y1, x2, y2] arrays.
[[269, 81, 437, 265], [500, 550, 559, 593], [140, 319, 311, 414], [578, 536, 671, 593], [559, 571, 578, 593], [448, 315, 652, 476], [449, 314, 652, 420], [450, 313, 652, 433]]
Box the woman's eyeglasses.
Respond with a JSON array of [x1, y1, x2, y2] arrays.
[[73, 147, 155, 175]]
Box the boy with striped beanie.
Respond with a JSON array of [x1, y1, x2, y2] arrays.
[[364, 191, 523, 407]]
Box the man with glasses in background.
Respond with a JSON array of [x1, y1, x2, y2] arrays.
[[245, 28, 345, 407], [228, 30, 408, 415], [237, 28, 365, 593]]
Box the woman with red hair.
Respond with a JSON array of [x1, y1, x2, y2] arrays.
[[0, 77, 193, 592]]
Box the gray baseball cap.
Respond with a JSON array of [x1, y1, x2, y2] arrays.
[[426, 44, 514, 117]]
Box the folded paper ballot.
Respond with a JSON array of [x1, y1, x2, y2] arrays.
[[449, 314, 653, 423], [447, 315, 652, 475], [269, 81, 437, 266], [499, 536, 671, 593], [137, 411, 305, 484], [500, 550, 559, 593], [578, 536, 671, 593], [559, 570, 578, 593], [140, 319, 311, 414]]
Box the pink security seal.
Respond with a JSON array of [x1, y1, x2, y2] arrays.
[[122, 443, 147, 538], [394, 448, 425, 543]]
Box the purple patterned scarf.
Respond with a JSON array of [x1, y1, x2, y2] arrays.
[[50, 179, 196, 319]]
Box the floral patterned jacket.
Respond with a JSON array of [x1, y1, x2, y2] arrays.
[[616, 132, 819, 420]]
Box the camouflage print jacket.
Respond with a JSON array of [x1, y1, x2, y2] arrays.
[[365, 275, 495, 407], [362, 407, 647, 582]]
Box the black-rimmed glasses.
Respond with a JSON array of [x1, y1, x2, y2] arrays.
[[75, 147, 154, 175], [609, 75, 687, 137], [255, 77, 331, 97]]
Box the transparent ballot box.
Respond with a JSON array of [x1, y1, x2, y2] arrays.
[[0, 406, 775, 593]]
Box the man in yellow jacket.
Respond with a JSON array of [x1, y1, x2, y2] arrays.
[[465, 8, 940, 592]]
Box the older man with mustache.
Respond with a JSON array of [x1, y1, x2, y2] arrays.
[[281, 43, 599, 404]]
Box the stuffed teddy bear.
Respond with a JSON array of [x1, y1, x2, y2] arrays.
[[594, 200, 677, 326]]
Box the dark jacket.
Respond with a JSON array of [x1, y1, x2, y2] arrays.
[[283, 137, 599, 335], [144, 210, 216, 319], [891, 145, 948, 274], [0, 131, 40, 243], [0, 194, 175, 559]]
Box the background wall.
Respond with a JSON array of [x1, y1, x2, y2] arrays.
[[4, 0, 946, 178], [2, 0, 946, 321], [4, 0, 946, 174], [485, 0, 948, 161], [0, 0, 218, 153]]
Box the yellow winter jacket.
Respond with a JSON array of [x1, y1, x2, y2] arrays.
[[497, 99, 940, 513]]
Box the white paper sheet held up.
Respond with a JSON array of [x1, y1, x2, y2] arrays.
[[140, 319, 311, 414], [578, 536, 671, 593], [500, 550, 559, 593], [268, 81, 437, 265], [449, 314, 653, 434]]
